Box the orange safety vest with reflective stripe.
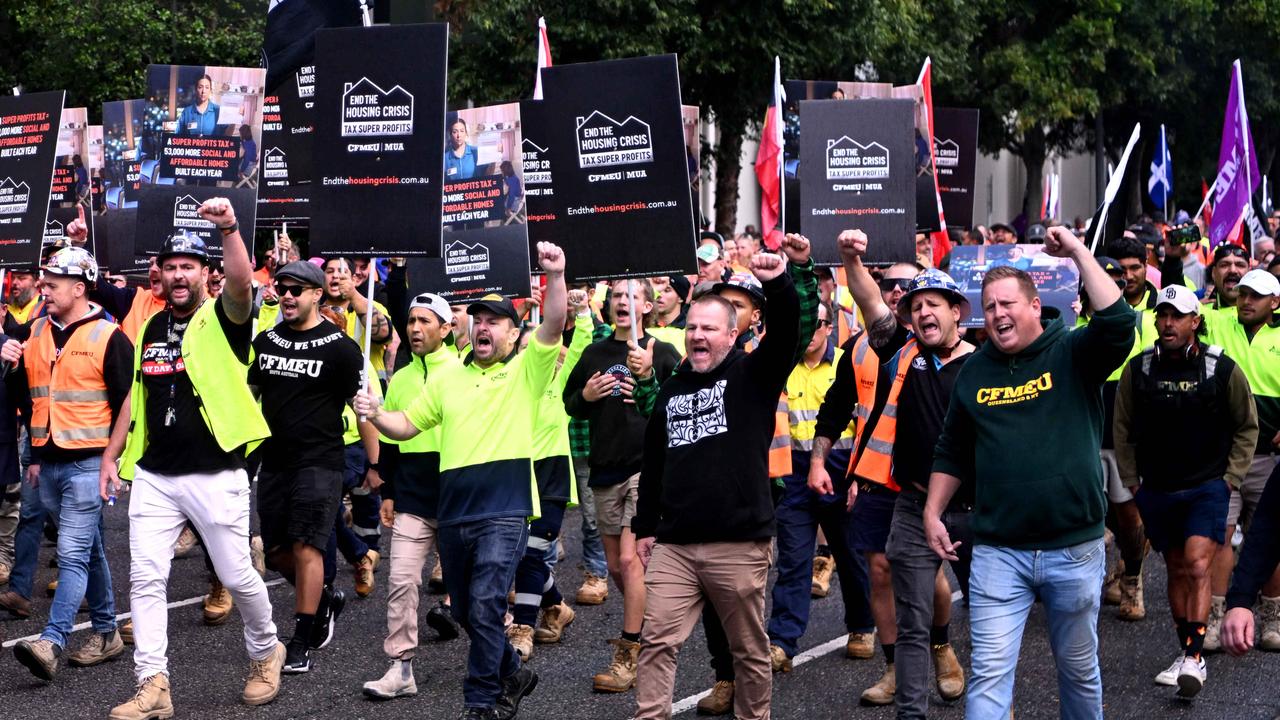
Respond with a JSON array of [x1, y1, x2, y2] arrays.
[[849, 331, 878, 436], [770, 397, 791, 477], [848, 337, 917, 492], [27, 316, 116, 450], [121, 289, 167, 345]]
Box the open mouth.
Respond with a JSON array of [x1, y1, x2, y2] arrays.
[[994, 321, 1015, 341], [475, 335, 493, 351], [918, 319, 939, 334]]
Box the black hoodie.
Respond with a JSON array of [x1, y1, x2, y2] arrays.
[[632, 272, 799, 544]]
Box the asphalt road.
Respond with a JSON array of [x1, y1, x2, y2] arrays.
[[1, 496, 1279, 720]]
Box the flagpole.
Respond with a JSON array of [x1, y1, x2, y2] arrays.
[[776, 56, 785, 240], [1236, 61, 1253, 220], [1193, 176, 1216, 222]]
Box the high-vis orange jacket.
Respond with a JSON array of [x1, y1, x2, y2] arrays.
[[27, 317, 116, 450]]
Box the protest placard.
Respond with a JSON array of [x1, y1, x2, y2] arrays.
[[0, 91, 64, 268], [947, 244, 1080, 327]]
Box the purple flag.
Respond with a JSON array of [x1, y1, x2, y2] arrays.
[[1209, 60, 1259, 247]]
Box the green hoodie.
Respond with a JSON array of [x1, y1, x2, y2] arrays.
[[933, 298, 1136, 550]]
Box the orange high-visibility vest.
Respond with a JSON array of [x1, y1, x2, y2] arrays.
[[121, 288, 167, 345], [27, 316, 116, 450], [848, 337, 918, 492], [769, 396, 791, 477]]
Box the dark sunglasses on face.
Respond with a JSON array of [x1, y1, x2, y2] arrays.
[[879, 278, 912, 293], [274, 283, 311, 297]]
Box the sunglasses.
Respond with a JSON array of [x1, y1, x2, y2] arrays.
[[817, 319, 833, 327], [274, 283, 313, 297], [879, 278, 912, 293]]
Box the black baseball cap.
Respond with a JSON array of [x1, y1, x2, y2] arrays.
[[467, 293, 520, 324], [158, 231, 210, 265], [667, 275, 691, 303], [274, 260, 325, 288]]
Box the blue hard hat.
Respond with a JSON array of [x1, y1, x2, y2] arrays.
[[897, 268, 970, 324]]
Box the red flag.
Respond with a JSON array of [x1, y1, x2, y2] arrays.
[[917, 58, 952, 262], [755, 57, 784, 250], [1201, 178, 1213, 227]]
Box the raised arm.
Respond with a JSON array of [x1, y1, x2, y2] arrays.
[[837, 229, 895, 346], [533, 242, 567, 347], [198, 198, 254, 324]]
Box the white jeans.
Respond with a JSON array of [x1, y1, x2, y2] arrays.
[[128, 466, 277, 681]]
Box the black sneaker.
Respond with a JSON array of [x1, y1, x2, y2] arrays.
[[495, 665, 538, 719], [459, 707, 498, 720], [282, 637, 311, 674], [310, 589, 346, 650], [427, 600, 460, 641]]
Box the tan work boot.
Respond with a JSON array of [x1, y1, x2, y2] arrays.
[[769, 643, 792, 673], [696, 680, 734, 715], [534, 601, 576, 643], [860, 664, 896, 705], [507, 623, 535, 660], [933, 643, 965, 701], [1259, 595, 1280, 651], [1203, 596, 1226, 652], [1117, 575, 1145, 621], [354, 550, 379, 598], [592, 638, 640, 692], [811, 555, 834, 598], [46, 578, 58, 597], [428, 558, 445, 592], [13, 638, 60, 681], [242, 641, 286, 706], [846, 631, 874, 659], [120, 620, 134, 645], [0, 561, 10, 585], [0, 589, 32, 618], [203, 577, 234, 625], [250, 535, 266, 579], [68, 629, 125, 667], [110, 673, 174, 720], [173, 524, 198, 558], [575, 571, 608, 605]]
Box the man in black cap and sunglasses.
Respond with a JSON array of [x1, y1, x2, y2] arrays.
[[248, 260, 365, 675]]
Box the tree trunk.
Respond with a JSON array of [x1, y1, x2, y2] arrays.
[[1021, 128, 1047, 226], [712, 112, 746, 237]]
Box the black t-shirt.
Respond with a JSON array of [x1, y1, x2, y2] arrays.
[[137, 298, 252, 475], [248, 322, 363, 472], [893, 348, 973, 503]]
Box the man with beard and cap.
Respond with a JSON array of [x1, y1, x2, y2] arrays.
[[102, 199, 284, 718], [356, 242, 570, 720], [6, 246, 131, 682], [247, 260, 364, 675], [1199, 268, 1280, 651], [6, 267, 44, 331], [562, 278, 681, 695], [321, 257, 392, 387], [697, 244, 730, 285], [362, 291, 461, 700], [809, 229, 969, 717], [1112, 284, 1258, 697]]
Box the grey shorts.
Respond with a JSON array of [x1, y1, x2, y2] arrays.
[[1227, 454, 1278, 530], [592, 472, 639, 536], [1101, 449, 1133, 504]]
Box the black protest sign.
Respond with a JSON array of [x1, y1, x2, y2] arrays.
[[97, 207, 150, 275], [134, 187, 257, 257], [0, 91, 63, 269], [101, 100, 146, 210], [257, 60, 317, 226], [799, 99, 915, 266], [311, 24, 447, 257], [138, 65, 266, 256], [947, 245, 1079, 327], [520, 100, 558, 268], [932, 107, 979, 230], [407, 225, 532, 304], [540, 55, 697, 282]]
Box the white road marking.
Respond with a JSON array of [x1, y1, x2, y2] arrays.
[[2, 578, 286, 648]]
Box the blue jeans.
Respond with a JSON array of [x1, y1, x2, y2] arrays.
[[573, 456, 607, 577], [767, 461, 874, 657], [967, 539, 1105, 720], [438, 516, 529, 709], [38, 456, 116, 647], [10, 471, 48, 600]]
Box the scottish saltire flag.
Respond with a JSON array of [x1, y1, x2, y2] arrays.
[[1148, 124, 1172, 210]]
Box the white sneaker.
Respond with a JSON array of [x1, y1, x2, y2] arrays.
[[362, 661, 417, 700], [1175, 655, 1206, 699], [1153, 655, 1182, 686]]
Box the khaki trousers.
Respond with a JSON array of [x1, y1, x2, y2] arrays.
[[635, 540, 773, 720], [384, 511, 439, 660]]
